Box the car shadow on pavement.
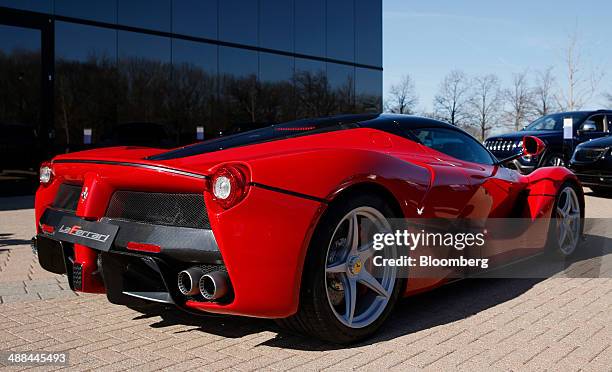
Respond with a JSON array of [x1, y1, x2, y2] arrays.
[[584, 190, 612, 199], [0, 195, 34, 210], [129, 233, 611, 351], [0, 233, 32, 248]]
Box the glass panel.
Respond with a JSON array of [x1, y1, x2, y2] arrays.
[[172, 0, 217, 39], [412, 128, 495, 165], [355, 0, 382, 67], [326, 0, 354, 62], [219, 0, 257, 46], [327, 63, 355, 114], [55, 22, 117, 151], [171, 39, 217, 143], [355, 67, 381, 112], [259, 52, 294, 122], [259, 0, 293, 52], [0, 0, 51, 13], [118, 0, 171, 32], [117, 31, 175, 147], [0, 24, 41, 173], [217, 46, 258, 135], [54, 0, 117, 24], [294, 58, 332, 118], [294, 0, 325, 58]]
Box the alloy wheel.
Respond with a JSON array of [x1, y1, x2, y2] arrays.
[[324, 207, 397, 328], [555, 187, 581, 255]]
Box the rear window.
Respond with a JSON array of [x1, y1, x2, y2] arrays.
[[149, 115, 376, 160]]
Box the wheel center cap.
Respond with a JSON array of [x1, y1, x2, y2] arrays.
[[348, 256, 362, 275]]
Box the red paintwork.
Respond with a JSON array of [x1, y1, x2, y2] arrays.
[[35, 125, 582, 318]]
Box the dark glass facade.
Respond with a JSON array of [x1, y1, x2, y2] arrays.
[[0, 0, 382, 180]]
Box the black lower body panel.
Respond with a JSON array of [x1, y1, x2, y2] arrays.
[[35, 207, 231, 309]]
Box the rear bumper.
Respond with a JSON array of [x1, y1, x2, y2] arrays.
[[36, 183, 324, 318], [35, 208, 226, 309], [40, 208, 222, 263]]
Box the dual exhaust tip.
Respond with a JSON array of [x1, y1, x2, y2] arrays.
[[177, 267, 228, 301]]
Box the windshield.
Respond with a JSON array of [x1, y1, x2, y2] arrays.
[[523, 112, 589, 131], [149, 114, 377, 160]]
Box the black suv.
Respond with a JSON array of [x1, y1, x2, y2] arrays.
[[570, 136, 612, 196], [485, 110, 612, 173]]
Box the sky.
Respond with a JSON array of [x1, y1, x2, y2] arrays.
[[383, 0, 612, 113]]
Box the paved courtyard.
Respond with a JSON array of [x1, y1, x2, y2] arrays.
[[0, 192, 611, 371]]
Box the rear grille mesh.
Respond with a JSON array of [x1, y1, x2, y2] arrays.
[[52, 183, 82, 211], [105, 191, 210, 229]]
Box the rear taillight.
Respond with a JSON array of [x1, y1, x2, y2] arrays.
[[210, 165, 248, 209], [39, 162, 53, 184]]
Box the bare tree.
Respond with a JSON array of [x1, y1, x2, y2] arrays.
[[533, 67, 557, 116], [606, 92, 612, 106], [384, 74, 418, 114], [433, 70, 471, 126], [469, 74, 503, 141], [504, 71, 534, 131], [556, 29, 604, 110]]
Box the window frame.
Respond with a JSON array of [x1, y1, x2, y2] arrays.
[[580, 114, 606, 132]]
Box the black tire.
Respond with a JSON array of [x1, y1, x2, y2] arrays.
[[547, 182, 583, 258], [276, 193, 403, 344]]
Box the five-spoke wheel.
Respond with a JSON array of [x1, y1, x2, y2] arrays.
[[325, 207, 397, 328], [554, 186, 582, 255]]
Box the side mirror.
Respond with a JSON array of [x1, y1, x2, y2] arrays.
[[522, 136, 545, 156], [495, 136, 546, 166], [579, 122, 597, 133]]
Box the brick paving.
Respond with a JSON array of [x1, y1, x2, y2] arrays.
[[0, 191, 611, 371]]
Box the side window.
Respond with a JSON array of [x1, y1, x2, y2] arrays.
[[606, 115, 612, 132], [580, 115, 605, 132], [412, 128, 495, 165]]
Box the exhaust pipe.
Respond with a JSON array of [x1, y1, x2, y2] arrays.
[[199, 271, 229, 300], [177, 267, 205, 296]]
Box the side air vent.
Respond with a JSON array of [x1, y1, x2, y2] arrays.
[[52, 183, 82, 211]]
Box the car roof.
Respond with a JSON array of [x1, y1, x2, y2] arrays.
[[551, 110, 612, 115], [360, 113, 459, 130]]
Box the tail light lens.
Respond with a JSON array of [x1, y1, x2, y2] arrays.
[[210, 166, 248, 209], [39, 163, 53, 184]]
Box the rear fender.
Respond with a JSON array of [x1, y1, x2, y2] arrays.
[[247, 148, 431, 218], [524, 167, 583, 219]]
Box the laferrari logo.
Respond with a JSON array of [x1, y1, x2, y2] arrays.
[[58, 224, 110, 243]]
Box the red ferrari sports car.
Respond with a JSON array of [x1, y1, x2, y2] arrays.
[[33, 114, 584, 343]]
